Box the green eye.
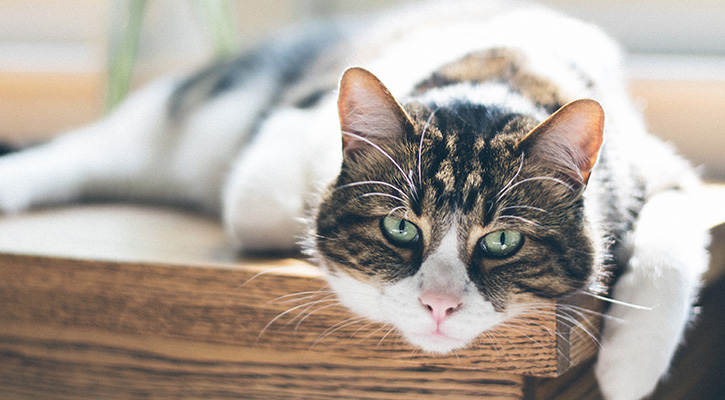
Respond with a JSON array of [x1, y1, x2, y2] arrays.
[[480, 230, 523, 258], [380, 215, 420, 247]]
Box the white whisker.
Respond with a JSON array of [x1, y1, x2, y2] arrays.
[[498, 215, 544, 229], [495, 152, 525, 200], [356, 192, 406, 203], [313, 316, 368, 346], [580, 292, 652, 310], [496, 174, 575, 204], [500, 319, 572, 363], [342, 130, 416, 193], [377, 325, 397, 347], [290, 297, 341, 331], [294, 302, 344, 332], [236, 265, 303, 289], [418, 107, 440, 187], [558, 303, 623, 322], [348, 320, 380, 340], [335, 180, 409, 199], [356, 322, 389, 342], [499, 205, 549, 214], [511, 302, 606, 350], [258, 297, 338, 340], [267, 289, 332, 305]]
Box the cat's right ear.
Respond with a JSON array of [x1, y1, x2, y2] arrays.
[[516, 99, 604, 186], [337, 67, 414, 162]]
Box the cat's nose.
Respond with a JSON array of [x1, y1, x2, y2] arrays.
[[419, 292, 462, 324]]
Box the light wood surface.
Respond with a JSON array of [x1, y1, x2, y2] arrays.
[[0, 205, 600, 399], [0, 184, 723, 399]]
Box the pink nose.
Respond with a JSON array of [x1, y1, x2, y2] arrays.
[[419, 292, 462, 324]]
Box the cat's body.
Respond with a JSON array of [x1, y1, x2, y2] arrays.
[[0, 2, 709, 399]]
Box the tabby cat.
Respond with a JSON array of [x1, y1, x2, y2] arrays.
[[0, 2, 709, 399]]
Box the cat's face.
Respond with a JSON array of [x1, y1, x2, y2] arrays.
[[313, 68, 604, 353]]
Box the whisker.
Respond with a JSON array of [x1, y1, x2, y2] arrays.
[[510, 302, 605, 349], [509, 312, 571, 344], [418, 107, 440, 187], [499, 320, 572, 363], [498, 215, 544, 229], [348, 320, 380, 340], [377, 325, 397, 347], [356, 322, 389, 342], [334, 180, 409, 199], [342, 130, 416, 193], [236, 265, 304, 289], [294, 302, 344, 332], [267, 289, 332, 305], [486, 328, 516, 350], [386, 206, 408, 218], [557, 303, 623, 322], [290, 296, 340, 330], [497, 175, 575, 203], [579, 292, 652, 310], [356, 192, 406, 203], [483, 329, 505, 352], [495, 152, 525, 200], [494, 323, 544, 349], [543, 309, 603, 350], [479, 329, 517, 364], [451, 348, 461, 364], [499, 205, 549, 214], [258, 298, 338, 340], [313, 316, 368, 346]]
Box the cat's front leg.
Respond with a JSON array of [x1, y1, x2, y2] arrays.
[[222, 104, 342, 253], [0, 80, 176, 213], [595, 190, 709, 400]]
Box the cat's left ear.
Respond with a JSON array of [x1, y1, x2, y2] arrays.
[[517, 99, 604, 185], [337, 67, 414, 162]]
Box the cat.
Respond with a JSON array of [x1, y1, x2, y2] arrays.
[[0, 1, 709, 399]]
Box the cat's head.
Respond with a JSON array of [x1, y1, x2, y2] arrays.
[[313, 67, 604, 353]]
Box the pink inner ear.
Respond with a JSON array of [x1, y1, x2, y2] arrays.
[[337, 67, 413, 158], [518, 99, 604, 184]]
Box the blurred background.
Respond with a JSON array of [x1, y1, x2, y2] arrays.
[[0, 0, 723, 179]]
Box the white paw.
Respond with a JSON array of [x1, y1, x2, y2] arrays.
[[0, 149, 77, 213], [595, 327, 671, 400], [0, 158, 36, 213], [594, 261, 694, 400]]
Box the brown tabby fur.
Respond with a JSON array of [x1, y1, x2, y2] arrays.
[[315, 52, 597, 312]]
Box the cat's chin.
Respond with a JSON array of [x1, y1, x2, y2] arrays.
[[403, 331, 473, 354]]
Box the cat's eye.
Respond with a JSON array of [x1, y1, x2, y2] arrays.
[[380, 215, 420, 247], [479, 230, 523, 258]]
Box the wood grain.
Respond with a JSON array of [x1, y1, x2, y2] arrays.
[[1, 194, 722, 399], [0, 252, 597, 377], [0, 323, 526, 400], [0, 205, 609, 399]]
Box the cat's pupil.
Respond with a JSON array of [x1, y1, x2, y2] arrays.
[[499, 231, 506, 247], [398, 219, 406, 232]]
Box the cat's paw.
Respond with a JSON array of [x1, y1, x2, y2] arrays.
[[595, 337, 668, 400], [0, 163, 36, 214], [594, 261, 691, 400], [0, 152, 59, 214]]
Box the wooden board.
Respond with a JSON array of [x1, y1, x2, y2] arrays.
[[0, 204, 607, 399], [0, 248, 600, 378], [0, 183, 723, 399]]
